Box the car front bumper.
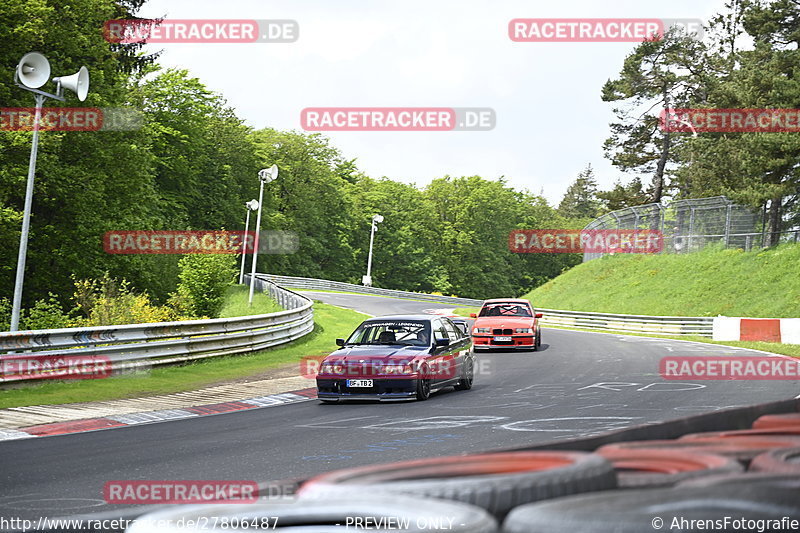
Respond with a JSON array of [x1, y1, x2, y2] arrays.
[[316, 378, 419, 401], [471, 334, 535, 349]]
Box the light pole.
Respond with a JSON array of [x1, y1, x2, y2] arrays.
[[248, 165, 279, 305], [238, 199, 259, 284], [10, 53, 89, 332], [362, 214, 384, 287]]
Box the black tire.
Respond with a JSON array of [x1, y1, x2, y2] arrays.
[[534, 328, 542, 350], [454, 358, 474, 391], [415, 366, 431, 400], [126, 495, 498, 533], [502, 484, 800, 533], [678, 471, 800, 490], [298, 451, 616, 521], [319, 399, 338, 404]]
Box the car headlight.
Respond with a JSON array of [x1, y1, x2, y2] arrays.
[[320, 362, 344, 374], [473, 327, 490, 334], [515, 328, 533, 334], [382, 364, 413, 375]]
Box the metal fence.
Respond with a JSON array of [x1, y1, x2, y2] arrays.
[[0, 277, 313, 384], [583, 196, 800, 262]]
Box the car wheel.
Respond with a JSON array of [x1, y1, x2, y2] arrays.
[[536, 328, 542, 349], [415, 365, 431, 400], [416, 376, 431, 401], [454, 358, 474, 391]]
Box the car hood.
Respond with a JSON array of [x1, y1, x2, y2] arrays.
[[473, 316, 534, 329], [324, 345, 429, 364]]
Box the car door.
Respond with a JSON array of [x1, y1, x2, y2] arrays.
[[430, 319, 455, 385], [442, 317, 471, 383]]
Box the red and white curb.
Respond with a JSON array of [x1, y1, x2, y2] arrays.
[[713, 317, 800, 344], [0, 388, 317, 441]]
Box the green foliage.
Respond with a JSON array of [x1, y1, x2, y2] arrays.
[[73, 274, 180, 326], [175, 254, 237, 318]]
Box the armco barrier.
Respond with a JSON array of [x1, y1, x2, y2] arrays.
[[260, 274, 714, 336], [260, 274, 485, 307], [0, 276, 313, 383]]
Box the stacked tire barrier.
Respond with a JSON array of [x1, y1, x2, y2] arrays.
[[98, 400, 800, 533], [0, 277, 313, 384]]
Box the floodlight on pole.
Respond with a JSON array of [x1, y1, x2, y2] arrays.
[[363, 214, 384, 287], [238, 199, 260, 284], [9, 53, 89, 332], [248, 165, 279, 305]]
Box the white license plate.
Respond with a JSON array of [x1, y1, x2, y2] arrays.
[[494, 336, 512, 342], [347, 379, 373, 388]]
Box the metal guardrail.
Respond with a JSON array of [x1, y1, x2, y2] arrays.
[[0, 277, 313, 383], [260, 275, 713, 336], [536, 308, 713, 336], [260, 274, 485, 307]]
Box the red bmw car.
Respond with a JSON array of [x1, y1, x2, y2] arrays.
[[470, 299, 543, 351]]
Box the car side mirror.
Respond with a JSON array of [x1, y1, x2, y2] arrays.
[[335, 338, 346, 347], [535, 313, 543, 319], [469, 313, 477, 318], [435, 338, 450, 347]]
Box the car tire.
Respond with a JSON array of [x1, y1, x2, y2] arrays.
[[597, 435, 800, 463], [298, 451, 616, 521], [502, 484, 800, 533], [454, 358, 474, 391], [534, 328, 542, 350], [415, 365, 431, 401], [125, 495, 499, 533]]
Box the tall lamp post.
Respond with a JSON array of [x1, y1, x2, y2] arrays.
[[10, 53, 89, 332], [238, 199, 259, 284], [362, 214, 384, 287], [248, 165, 279, 305]]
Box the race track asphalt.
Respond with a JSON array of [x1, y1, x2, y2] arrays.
[[1, 291, 797, 521]]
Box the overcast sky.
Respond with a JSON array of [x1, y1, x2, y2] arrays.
[[138, 0, 727, 205]]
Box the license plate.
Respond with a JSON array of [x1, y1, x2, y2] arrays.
[[347, 379, 373, 388], [494, 336, 512, 342]]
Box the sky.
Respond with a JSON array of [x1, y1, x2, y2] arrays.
[[137, 0, 728, 205]]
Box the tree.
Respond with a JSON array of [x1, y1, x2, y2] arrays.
[[601, 29, 707, 202], [558, 165, 600, 219], [597, 178, 651, 212]]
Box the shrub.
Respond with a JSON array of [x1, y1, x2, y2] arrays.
[[174, 254, 237, 318]]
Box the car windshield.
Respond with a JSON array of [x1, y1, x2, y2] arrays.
[[345, 320, 431, 346], [479, 304, 532, 317]]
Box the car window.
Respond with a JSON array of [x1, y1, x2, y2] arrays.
[[479, 303, 532, 317], [442, 319, 460, 340], [432, 319, 449, 343], [346, 320, 431, 346]]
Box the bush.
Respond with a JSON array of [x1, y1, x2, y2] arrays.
[[174, 254, 237, 318], [0, 294, 75, 331], [73, 274, 180, 326]]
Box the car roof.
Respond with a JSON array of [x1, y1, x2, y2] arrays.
[[362, 315, 439, 323], [482, 299, 531, 304]]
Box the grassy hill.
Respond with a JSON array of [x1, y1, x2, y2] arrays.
[[522, 243, 800, 318]]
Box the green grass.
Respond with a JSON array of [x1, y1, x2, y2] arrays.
[[523, 243, 800, 318], [219, 285, 283, 317], [0, 301, 367, 409]]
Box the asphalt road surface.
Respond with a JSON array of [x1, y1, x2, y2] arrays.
[[1, 291, 798, 521]]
